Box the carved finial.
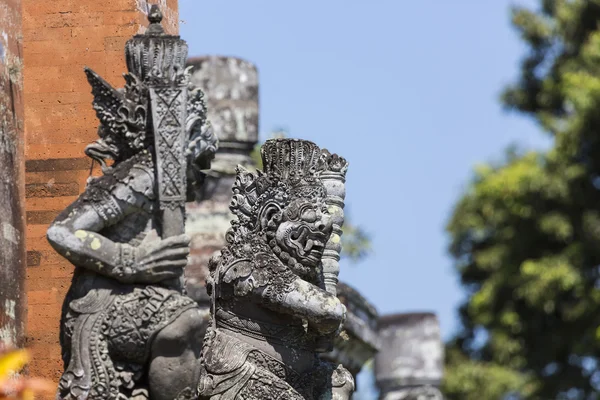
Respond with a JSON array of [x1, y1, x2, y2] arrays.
[[125, 3, 187, 82], [146, 5, 165, 35], [148, 5, 163, 23]]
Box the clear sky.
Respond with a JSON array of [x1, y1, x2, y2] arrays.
[[179, 0, 550, 341]]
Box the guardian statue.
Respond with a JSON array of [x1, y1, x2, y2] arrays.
[[46, 7, 217, 400], [197, 138, 355, 399]]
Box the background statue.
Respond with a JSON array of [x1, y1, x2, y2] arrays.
[[46, 7, 217, 400], [197, 138, 354, 400]]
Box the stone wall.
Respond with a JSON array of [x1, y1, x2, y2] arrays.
[[21, 0, 178, 386], [0, 0, 26, 350]]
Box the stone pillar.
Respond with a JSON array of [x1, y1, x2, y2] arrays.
[[375, 313, 444, 400], [0, 0, 26, 350], [22, 0, 178, 385], [184, 56, 259, 303]]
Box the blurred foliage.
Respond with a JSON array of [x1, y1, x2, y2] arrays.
[[0, 347, 54, 399], [252, 131, 371, 263], [443, 1, 600, 398]]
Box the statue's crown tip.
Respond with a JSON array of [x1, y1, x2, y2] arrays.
[[148, 5, 163, 24]]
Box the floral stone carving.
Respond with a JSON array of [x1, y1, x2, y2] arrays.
[[46, 6, 217, 400], [197, 138, 355, 399]]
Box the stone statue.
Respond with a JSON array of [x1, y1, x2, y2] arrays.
[[197, 138, 355, 399], [46, 7, 217, 400]]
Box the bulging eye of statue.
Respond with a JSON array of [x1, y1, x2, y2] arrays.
[[300, 206, 317, 223]]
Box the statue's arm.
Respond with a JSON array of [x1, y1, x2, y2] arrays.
[[46, 197, 132, 280], [259, 275, 346, 335], [221, 257, 345, 335]]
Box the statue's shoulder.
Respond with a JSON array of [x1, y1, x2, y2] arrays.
[[81, 152, 155, 223], [213, 238, 295, 298], [85, 152, 155, 200]]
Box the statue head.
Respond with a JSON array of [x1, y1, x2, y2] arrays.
[[83, 5, 218, 183], [228, 139, 333, 281]]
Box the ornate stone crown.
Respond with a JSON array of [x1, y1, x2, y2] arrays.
[[261, 138, 325, 188], [125, 5, 188, 84], [227, 139, 328, 240], [84, 5, 209, 166]]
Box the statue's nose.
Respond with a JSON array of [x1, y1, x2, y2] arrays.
[[316, 214, 333, 233]]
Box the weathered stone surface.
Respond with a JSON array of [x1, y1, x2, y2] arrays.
[[0, 0, 26, 349], [375, 313, 444, 400]]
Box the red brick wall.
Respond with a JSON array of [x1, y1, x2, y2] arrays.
[[22, 0, 179, 388]]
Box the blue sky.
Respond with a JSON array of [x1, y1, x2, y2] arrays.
[[180, 0, 550, 341]]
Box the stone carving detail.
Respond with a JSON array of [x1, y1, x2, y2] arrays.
[[319, 152, 348, 294], [198, 138, 355, 399], [47, 7, 217, 400]]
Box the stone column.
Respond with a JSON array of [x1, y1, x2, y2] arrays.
[[22, 0, 178, 385], [375, 313, 444, 400], [184, 56, 259, 303], [0, 0, 26, 349]]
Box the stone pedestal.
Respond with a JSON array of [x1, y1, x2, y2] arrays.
[[375, 313, 444, 400]]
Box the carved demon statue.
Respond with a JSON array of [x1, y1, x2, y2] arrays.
[[198, 138, 355, 399], [46, 7, 217, 400]]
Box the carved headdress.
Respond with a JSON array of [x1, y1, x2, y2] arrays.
[[84, 6, 214, 168], [228, 138, 328, 240]]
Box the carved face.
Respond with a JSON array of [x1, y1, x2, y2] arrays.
[[185, 147, 215, 202], [273, 198, 333, 276], [185, 124, 218, 201]]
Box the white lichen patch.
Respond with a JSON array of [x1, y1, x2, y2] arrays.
[[2, 222, 19, 245], [90, 238, 101, 250], [5, 299, 15, 319]]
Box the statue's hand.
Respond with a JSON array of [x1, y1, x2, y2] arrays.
[[120, 231, 190, 284], [313, 296, 347, 336], [335, 303, 347, 336]]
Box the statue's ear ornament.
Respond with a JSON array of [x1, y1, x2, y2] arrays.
[[257, 201, 283, 232]]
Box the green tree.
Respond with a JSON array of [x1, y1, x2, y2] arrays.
[[444, 1, 600, 398], [251, 130, 371, 263]]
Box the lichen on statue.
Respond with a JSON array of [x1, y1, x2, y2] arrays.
[[46, 6, 217, 400], [198, 139, 355, 400]]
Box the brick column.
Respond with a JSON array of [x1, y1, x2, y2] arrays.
[[0, 0, 26, 350], [22, 0, 178, 384]]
